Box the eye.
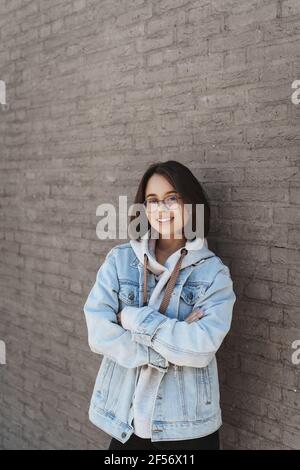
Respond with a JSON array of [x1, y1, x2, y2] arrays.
[[167, 195, 178, 202], [165, 195, 180, 208], [144, 198, 158, 209]]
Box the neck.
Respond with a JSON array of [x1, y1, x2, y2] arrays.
[[156, 234, 186, 254]]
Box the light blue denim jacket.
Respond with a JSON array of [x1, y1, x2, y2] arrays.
[[83, 234, 236, 443]]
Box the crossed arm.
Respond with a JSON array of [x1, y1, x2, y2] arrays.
[[83, 247, 236, 370], [83, 248, 169, 371]]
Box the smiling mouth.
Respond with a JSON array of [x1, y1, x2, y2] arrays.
[[157, 217, 174, 223]]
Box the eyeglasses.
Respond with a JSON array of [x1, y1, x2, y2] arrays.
[[143, 194, 182, 213]]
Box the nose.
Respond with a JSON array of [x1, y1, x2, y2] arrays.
[[158, 209, 171, 218], [158, 200, 168, 209]]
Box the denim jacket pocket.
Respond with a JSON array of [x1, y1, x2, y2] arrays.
[[118, 281, 140, 307], [93, 357, 128, 413], [197, 365, 212, 406], [93, 356, 115, 408], [180, 282, 209, 306], [179, 282, 210, 320]]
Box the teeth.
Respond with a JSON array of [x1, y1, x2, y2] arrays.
[[157, 217, 173, 222]]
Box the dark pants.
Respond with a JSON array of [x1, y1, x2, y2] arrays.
[[108, 429, 220, 450]]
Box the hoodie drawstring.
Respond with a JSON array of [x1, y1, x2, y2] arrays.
[[143, 247, 188, 314], [143, 247, 188, 377], [143, 253, 148, 308]]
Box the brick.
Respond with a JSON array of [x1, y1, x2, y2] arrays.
[[282, 427, 300, 449], [290, 187, 300, 204], [178, 17, 222, 41], [225, 2, 278, 32], [223, 407, 256, 433], [219, 205, 272, 224], [231, 334, 281, 361], [288, 268, 300, 285], [235, 103, 288, 123], [283, 306, 300, 328], [231, 315, 270, 339], [147, 9, 185, 36], [272, 284, 300, 306], [274, 207, 300, 225], [210, 29, 263, 52], [263, 20, 300, 41], [177, 53, 223, 78], [238, 428, 288, 450], [248, 84, 291, 103], [73, 0, 86, 13], [244, 280, 272, 301], [235, 299, 284, 323], [282, 388, 300, 409], [153, 0, 191, 15], [248, 39, 300, 64], [254, 417, 282, 442], [230, 223, 288, 245], [244, 166, 299, 184], [282, 0, 300, 17], [268, 404, 300, 432], [271, 247, 300, 266], [136, 32, 174, 53], [241, 356, 297, 389], [270, 324, 300, 345], [232, 185, 289, 203]]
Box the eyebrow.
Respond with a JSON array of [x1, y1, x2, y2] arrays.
[[145, 190, 178, 198]]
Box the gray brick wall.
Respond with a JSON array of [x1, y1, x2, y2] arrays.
[[0, 0, 299, 450]]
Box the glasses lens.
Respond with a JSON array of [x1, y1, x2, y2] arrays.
[[165, 195, 179, 209], [145, 196, 180, 212], [145, 200, 157, 212]]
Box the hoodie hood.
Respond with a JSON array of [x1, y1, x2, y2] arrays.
[[130, 229, 215, 276]]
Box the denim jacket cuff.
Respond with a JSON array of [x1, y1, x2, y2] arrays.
[[148, 347, 169, 372], [121, 305, 167, 340]]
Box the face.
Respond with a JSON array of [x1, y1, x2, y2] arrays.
[[144, 173, 190, 239]]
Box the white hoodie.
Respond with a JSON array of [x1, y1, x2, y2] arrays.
[[129, 232, 215, 438]]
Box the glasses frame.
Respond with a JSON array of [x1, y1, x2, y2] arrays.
[[143, 194, 183, 213]]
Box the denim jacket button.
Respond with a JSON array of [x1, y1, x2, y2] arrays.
[[128, 292, 134, 300], [121, 432, 127, 438]]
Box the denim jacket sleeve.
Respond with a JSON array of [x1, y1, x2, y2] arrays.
[[83, 247, 169, 371], [121, 265, 236, 368]]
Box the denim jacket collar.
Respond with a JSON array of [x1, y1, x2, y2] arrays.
[[130, 229, 215, 276]]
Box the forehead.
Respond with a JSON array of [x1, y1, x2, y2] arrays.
[[145, 173, 177, 197]]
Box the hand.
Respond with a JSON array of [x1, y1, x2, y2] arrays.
[[116, 311, 122, 325], [184, 308, 205, 324]]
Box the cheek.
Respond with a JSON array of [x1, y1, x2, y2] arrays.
[[147, 215, 164, 235], [173, 209, 186, 228], [182, 205, 191, 226], [148, 213, 158, 228]]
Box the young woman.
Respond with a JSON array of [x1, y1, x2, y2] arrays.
[[83, 160, 236, 450]]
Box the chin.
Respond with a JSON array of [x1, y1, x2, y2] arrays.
[[154, 224, 182, 238]]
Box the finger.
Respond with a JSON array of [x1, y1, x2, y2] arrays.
[[185, 313, 198, 322], [186, 312, 204, 323], [187, 310, 204, 320], [192, 315, 204, 322]]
